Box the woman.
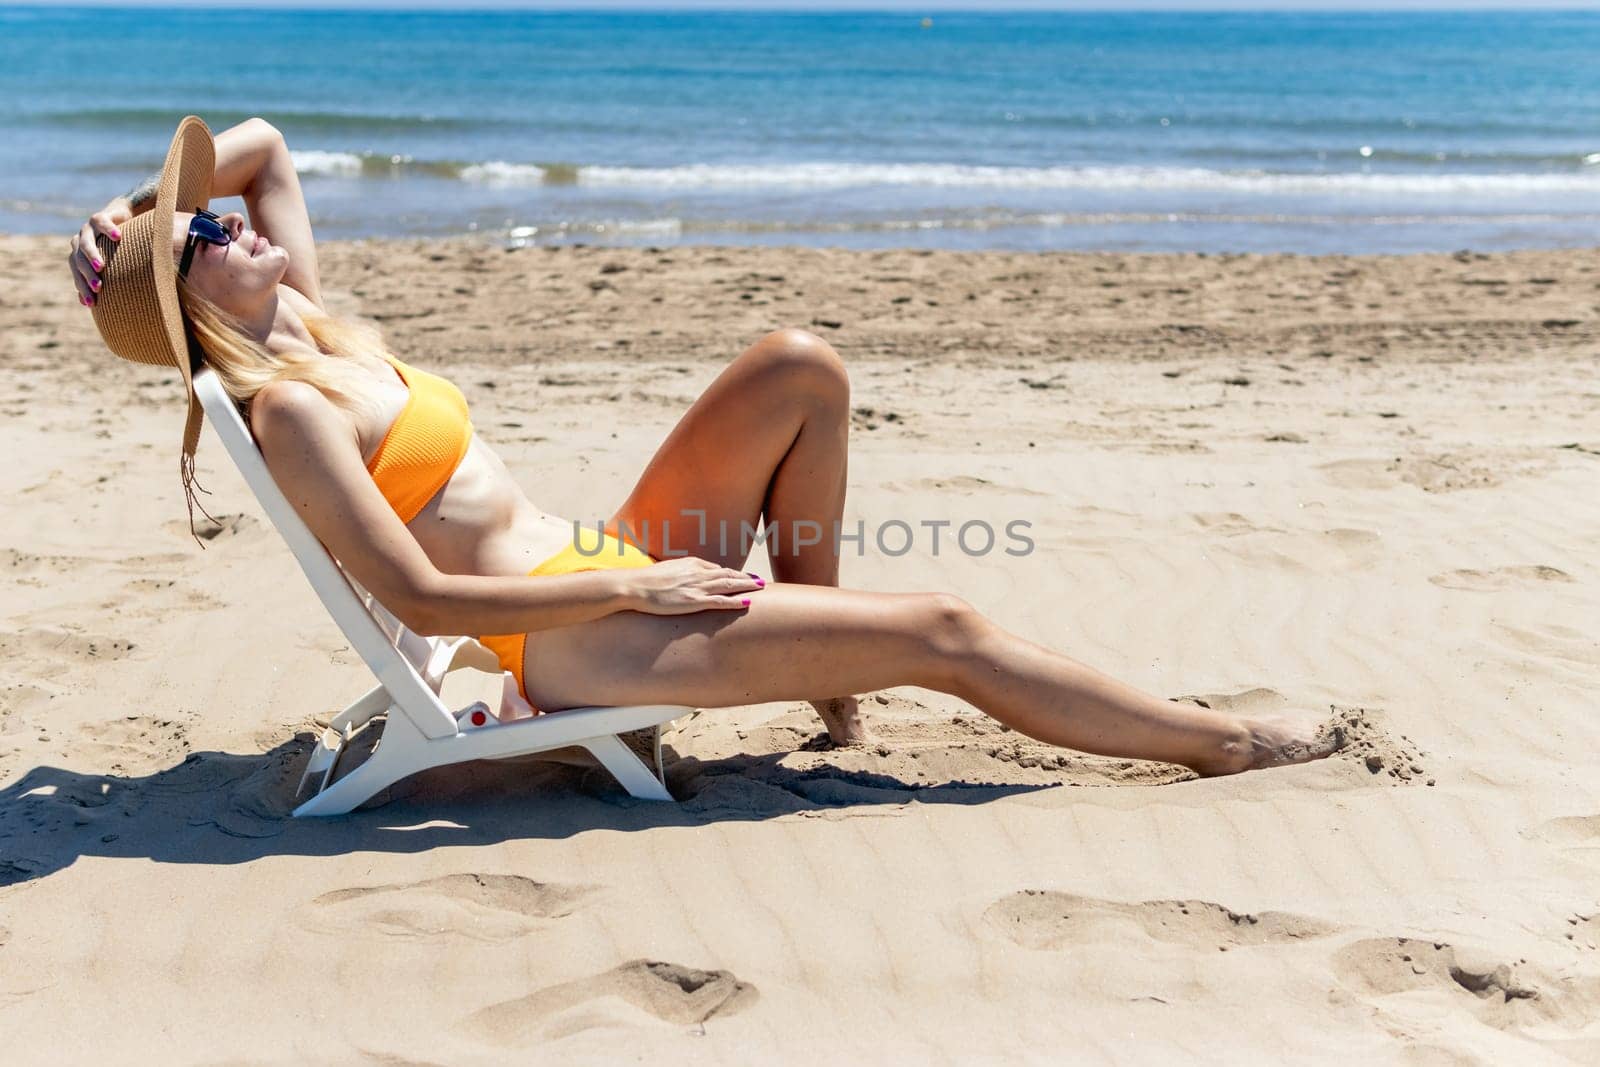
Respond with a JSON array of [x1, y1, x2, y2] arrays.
[[68, 116, 1338, 778]]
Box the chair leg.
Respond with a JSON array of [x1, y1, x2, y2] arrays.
[[293, 710, 429, 817], [330, 683, 391, 731], [582, 734, 673, 801]]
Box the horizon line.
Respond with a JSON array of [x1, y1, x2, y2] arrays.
[[4, 2, 1597, 12]]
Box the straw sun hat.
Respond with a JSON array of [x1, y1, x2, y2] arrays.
[[88, 115, 216, 534]]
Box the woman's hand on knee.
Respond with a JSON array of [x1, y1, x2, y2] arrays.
[[620, 557, 765, 615]]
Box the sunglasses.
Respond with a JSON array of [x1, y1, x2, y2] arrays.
[[178, 207, 232, 280], [178, 206, 232, 372]]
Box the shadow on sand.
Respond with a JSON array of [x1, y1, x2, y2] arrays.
[[0, 729, 1048, 888]]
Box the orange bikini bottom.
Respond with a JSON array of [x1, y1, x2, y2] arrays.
[[476, 528, 656, 709]]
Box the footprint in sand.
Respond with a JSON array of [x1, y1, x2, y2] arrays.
[[0, 627, 136, 681], [985, 890, 1337, 951], [303, 873, 597, 942], [160, 512, 264, 543], [72, 715, 191, 772], [1429, 565, 1575, 592], [1330, 937, 1597, 1034], [1, 682, 64, 733], [1318, 451, 1555, 494], [79, 714, 187, 745], [112, 578, 226, 613], [461, 959, 757, 1044]]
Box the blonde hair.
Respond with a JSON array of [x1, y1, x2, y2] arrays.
[[175, 277, 386, 422], [173, 280, 392, 537]]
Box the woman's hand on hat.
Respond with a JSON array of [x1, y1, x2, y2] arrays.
[[68, 197, 134, 308]]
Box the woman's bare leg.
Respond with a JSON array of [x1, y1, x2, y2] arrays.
[[604, 326, 868, 740], [521, 584, 1338, 776]]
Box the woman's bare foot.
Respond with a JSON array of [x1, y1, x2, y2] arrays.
[[1196, 708, 1345, 776], [1248, 709, 1346, 769], [810, 695, 876, 746]]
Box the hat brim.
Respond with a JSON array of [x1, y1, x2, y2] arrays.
[[149, 116, 216, 461]]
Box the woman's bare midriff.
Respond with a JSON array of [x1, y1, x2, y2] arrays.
[[344, 349, 577, 581]]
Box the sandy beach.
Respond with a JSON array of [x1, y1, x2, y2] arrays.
[[2, 234, 1598, 1063]]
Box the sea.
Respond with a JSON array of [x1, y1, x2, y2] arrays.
[[4, 6, 1600, 254]]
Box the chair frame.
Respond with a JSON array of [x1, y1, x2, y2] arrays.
[[193, 368, 687, 816]]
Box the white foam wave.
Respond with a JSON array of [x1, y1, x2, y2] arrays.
[[290, 153, 1600, 197], [289, 149, 364, 177], [573, 161, 1600, 195], [459, 161, 547, 185]]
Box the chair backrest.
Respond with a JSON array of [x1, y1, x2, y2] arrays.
[[193, 369, 459, 740]]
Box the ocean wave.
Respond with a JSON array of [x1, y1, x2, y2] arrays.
[[287, 152, 577, 184], [570, 161, 1600, 195], [459, 161, 548, 185], [286, 155, 1600, 194], [289, 150, 481, 180], [290, 150, 364, 177]]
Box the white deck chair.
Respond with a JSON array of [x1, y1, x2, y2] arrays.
[[193, 368, 688, 816]]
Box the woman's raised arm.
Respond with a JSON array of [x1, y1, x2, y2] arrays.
[[69, 116, 324, 309]]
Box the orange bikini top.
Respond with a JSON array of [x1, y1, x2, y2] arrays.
[[366, 355, 474, 524]]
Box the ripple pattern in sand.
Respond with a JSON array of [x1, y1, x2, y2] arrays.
[[304, 873, 598, 943]]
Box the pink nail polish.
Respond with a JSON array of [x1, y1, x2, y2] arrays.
[[110, 230, 120, 240], [92, 259, 102, 271], [740, 598, 751, 607]]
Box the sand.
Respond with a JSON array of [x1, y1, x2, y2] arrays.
[[2, 234, 1598, 1063]]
